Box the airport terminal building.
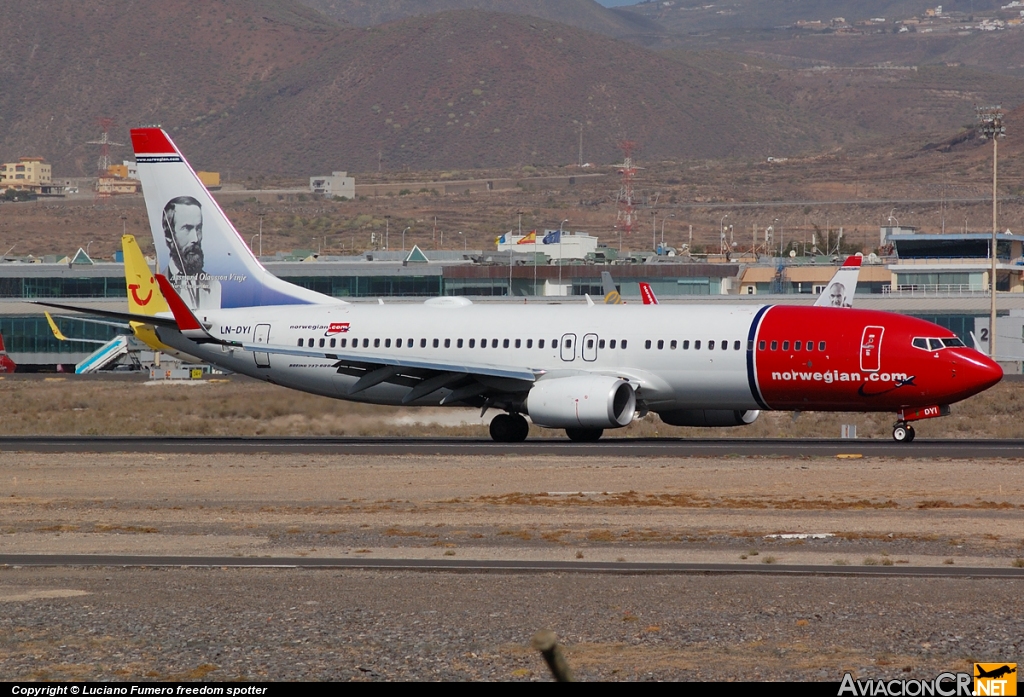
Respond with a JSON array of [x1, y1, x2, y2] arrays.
[[3, 227, 1024, 370]]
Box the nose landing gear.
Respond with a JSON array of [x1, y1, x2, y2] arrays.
[[891, 404, 950, 443], [892, 422, 915, 442], [489, 412, 530, 442]]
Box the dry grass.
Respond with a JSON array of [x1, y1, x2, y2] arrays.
[[0, 375, 1020, 439]]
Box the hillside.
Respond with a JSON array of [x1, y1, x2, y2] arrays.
[[0, 2, 831, 176], [0, 0, 344, 174], [298, 0, 662, 37]]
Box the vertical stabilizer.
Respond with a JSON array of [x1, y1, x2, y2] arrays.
[[814, 255, 862, 308], [130, 128, 335, 311]]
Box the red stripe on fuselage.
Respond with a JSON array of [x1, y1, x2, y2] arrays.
[[753, 306, 1000, 411]]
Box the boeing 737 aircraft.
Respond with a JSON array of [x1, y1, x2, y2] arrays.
[[42, 128, 1004, 443]]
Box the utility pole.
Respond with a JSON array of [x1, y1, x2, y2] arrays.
[[978, 105, 1005, 359]]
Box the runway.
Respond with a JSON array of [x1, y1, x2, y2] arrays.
[[3, 435, 1024, 457], [2, 554, 1022, 579]]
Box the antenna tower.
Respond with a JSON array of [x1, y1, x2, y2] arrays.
[[87, 118, 124, 174], [616, 140, 638, 237]]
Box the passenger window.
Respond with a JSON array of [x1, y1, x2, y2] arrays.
[[341, 339, 347, 348], [297, 338, 304, 347], [385, 338, 391, 348], [683, 340, 690, 349], [758, 340, 765, 350], [621, 340, 628, 349], [818, 341, 826, 351], [599, 339, 605, 349], [493, 339, 499, 348], [770, 341, 777, 351], [736, 341, 742, 351], [330, 338, 336, 348], [694, 340, 701, 350], [408, 338, 413, 346], [794, 341, 802, 351], [432, 338, 439, 348], [562, 339, 569, 348], [503, 339, 510, 348], [469, 339, 475, 348], [670, 340, 677, 350], [782, 341, 789, 351], [539, 339, 545, 349], [645, 340, 652, 349], [457, 339, 464, 348], [527, 339, 533, 349], [587, 339, 594, 349], [657, 340, 664, 350], [709, 340, 715, 350], [721, 341, 727, 351], [363, 339, 369, 348], [806, 341, 813, 351], [396, 338, 402, 348], [515, 339, 521, 348], [609, 339, 616, 349], [444, 339, 451, 348], [421, 338, 427, 348]]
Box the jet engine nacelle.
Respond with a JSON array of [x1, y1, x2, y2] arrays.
[[657, 409, 760, 427], [526, 376, 636, 429]]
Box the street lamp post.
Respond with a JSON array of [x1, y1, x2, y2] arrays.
[[978, 105, 1006, 359], [402, 226, 410, 251], [558, 218, 568, 295], [257, 213, 265, 259], [384, 215, 391, 251], [720, 214, 729, 255], [660, 214, 674, 251]]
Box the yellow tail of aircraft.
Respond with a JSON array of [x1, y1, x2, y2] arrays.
[[122, 234, 174, 351]]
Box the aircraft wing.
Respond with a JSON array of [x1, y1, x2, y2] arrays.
[[239, 339, 539, 404]]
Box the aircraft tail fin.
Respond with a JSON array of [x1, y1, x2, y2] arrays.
[[601, 271, 623, 305], [814, 255, 862, 308], [122, 234, 170, 316], [130, 128, 336, 312], [639, 282, 659, 305], [0, 329, 13, 373]]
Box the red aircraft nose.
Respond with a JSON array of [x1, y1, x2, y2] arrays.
[[949, 349, 1002, 401]]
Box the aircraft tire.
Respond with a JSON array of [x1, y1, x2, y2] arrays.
[[566, 427, 603, 443], [509, 413, 530, 442], [489, 413, 516, 442], [892, 424, 909, 443], [905, 425, 915, 442]]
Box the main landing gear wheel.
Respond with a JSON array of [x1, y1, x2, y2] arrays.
[[565, 427, 604, 443], [892, 423, 915, 443], [489, 413, 529, 443]]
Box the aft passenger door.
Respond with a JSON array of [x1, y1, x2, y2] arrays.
[[560, 333, 577, 362], [253, 324, 271, 368]]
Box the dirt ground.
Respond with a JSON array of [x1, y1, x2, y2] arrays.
[[2, 451, 1021, 568]]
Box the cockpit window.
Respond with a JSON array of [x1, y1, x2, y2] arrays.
[[914, 336, 966, 351]]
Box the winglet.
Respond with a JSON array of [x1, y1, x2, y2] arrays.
[[155, 273, 212, 340], [44, 311, 70, 341], [639, 282, 659, 305]]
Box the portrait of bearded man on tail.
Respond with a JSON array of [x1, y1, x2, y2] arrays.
[[161, 195, 222, 310]]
